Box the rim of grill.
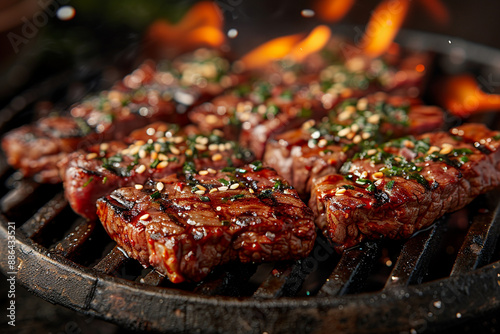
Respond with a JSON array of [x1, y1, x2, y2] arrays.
[[1, 29, 500, 333]]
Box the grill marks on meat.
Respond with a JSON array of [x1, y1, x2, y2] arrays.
[[309, 123, 500, 251], [2, 51, 240, 183], [62, 122, 253, 220], [263, 93, 444, 197], [97, 166, 316, 283]]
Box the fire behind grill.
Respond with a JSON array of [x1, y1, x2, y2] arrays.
[[1, 30, 500, 333]]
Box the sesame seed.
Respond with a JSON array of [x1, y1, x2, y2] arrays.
[[199, 170, 209, 176], [212, 153, 223, 161], [194, 190, 205, 195], [199, 137, 209, 145], [139, 214, 150, 221], [362, 132, 371, 140], [353, 135, 362, 144], [129, 146, 140, 155], [216, 206, 222, 211], [139, 149, 147, 159], [156, 182, 164, 191], [157, 161, 169, 169], [367, 114, 380, 124], [158, 153, 168, 161], [207, 168, 217, 174], [318, 139, 328, 147], [230, 183, 240, 190], [213, 129, 224, 137], [147, 139, 153, 144], [361, 171, 368, 178], [350, 124, 360, 133], [135, 140, 145, 146], [440, 145, 453, 155], [185, 149, 193, 156], [346, 132, 355, 140], [154, 143, 162, 152], [195, 144, 207, 151], [218, 143, 226, 152], [345, 105, 357, 113], [209, 188, 218, 193], [367, 149, 377, 156], [197, 185, 207, 191], [225, 143, 232, 150], [403, 140, 415, 149], [218, 186, 228, 191], [427, 146, 441, 155], [302, 120, 315, 130], [335, 188, 346, 196], [86, 153, 98, 160], [356, 98, 368, 110], [372, 172, 384, 179], [394, 157, 402, 162], [337, 111, 352, 121], [170, 146, 180, 155], [135, 184, 143, 190], [374, 179, 382, 186], [173, 137, 184, 144], [208, 144, 218, 151], [100, 143, 109, 151], [151, 151, 158, 160], [249, 188, 254, 193], [338, 127, 350, 137], [135, 164, 146, 174], [206, 115, 218, 124]]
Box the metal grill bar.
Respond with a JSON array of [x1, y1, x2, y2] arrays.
[[51, 218, 96, 259], [318, 241, 380, 296], [140, 270, 166, 286], [0, 179, 41, 213], [451, 191, 500, 276], [93, 245, 129, 275], [252, 263, 294, 298], [19, 192, 68, 238], [384, 218, 447, 289]]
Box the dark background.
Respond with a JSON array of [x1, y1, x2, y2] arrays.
[[1, 1, 500, 333]]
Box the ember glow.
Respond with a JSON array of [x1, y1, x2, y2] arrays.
[[313, 0, 355, 22], [418, 0, 450, 25], [440, 75, 500, 117], [145, 1, 225, 57], [241, 26, 331, 70], [361, 0, 410, 58]]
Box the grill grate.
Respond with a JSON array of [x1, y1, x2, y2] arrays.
[[2, 31, 500, 333]]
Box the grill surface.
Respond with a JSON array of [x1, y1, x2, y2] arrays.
[[1, 30, 500, 333]]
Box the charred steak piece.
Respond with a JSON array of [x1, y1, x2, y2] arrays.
[[2, 51, 241, 183], [309, 123, 500, 251], [97, 165, 316, 283], [62, 122, 253, 220], [264, 93, 444, 197]]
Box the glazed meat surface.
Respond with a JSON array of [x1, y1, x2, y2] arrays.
[[97, 165, 316, 283], [309, 123, 500, 251], [264, 93, 444, 197], [62, 122, 253, 220]]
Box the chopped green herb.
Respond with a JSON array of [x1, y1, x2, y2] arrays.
[[183, 161, 197, 174], [150, 191, 161, 199], [298, 107, 312, 118], [366, 184, 376, 192], [355, 178, 371, 185], [221, 220, 230, 226], [200, 196, 210, 202], [250, 160, 263, 171], [219, 179, 230, 186], [82, 177, 94, 188], [221, 166, 236, 173], [235, 168, 247, 174], [342, 184, 355, 190], [150, 159, 160, 168], [385, 180, 395, 190], [102, 177, 108, 184], [460, 156, 469, 163], [230, 194, 245, 201]]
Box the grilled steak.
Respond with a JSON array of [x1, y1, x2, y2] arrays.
[[62, 122, 253, 220], [96, 165, 316, 283], [309, 123, 500, 251], [263, 93, 444, 196], [2, 51, 240, 183]]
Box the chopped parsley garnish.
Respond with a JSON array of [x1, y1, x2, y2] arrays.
[[200, 196, 210, 202], [250, 161, 263, 171], [150, 159, 160, 168], [385, 180, 395, 190], [102, 177, 108, 184], [230, 194, 245, 201], [219, 179, 230, 186], [342, 184, 355, 190], [150, 191, 161, 199], [183, 161, 197, 174], [82, 177, 94, 188]]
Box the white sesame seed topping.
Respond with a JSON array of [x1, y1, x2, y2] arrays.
[[207, 168, 217, 174], [199, 170, 209, 176], [218, 186, 229, 191], [249, 188, 254, 193], [230, 183, 240, 190], [139, 213, 150, 220], [135, 164, 146, 174], [212, 153, 223, 161], [86, 153, 98, 160], [209, 188, 218, 193], [157, 161, 169, 169], [216, 206, 222, 211], [135, 184, 143, 190], [170, 146, 180, 155], [156, 182, 164, 191], [100, 143, 109, 151], [194, 190, 205, 195]]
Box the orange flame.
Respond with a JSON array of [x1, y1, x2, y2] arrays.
[[145, 1, 225, 57], [241, 25, 331, 70], [440, 75, 500, 117], [313, 0, 355, 22], [418, 0, 450, 25], [361, 0, 410, 58]]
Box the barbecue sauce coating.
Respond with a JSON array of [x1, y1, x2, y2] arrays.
[[97, 166, 316, 283], [309, 123, 500, 251], [62, 122, 253, 220]]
